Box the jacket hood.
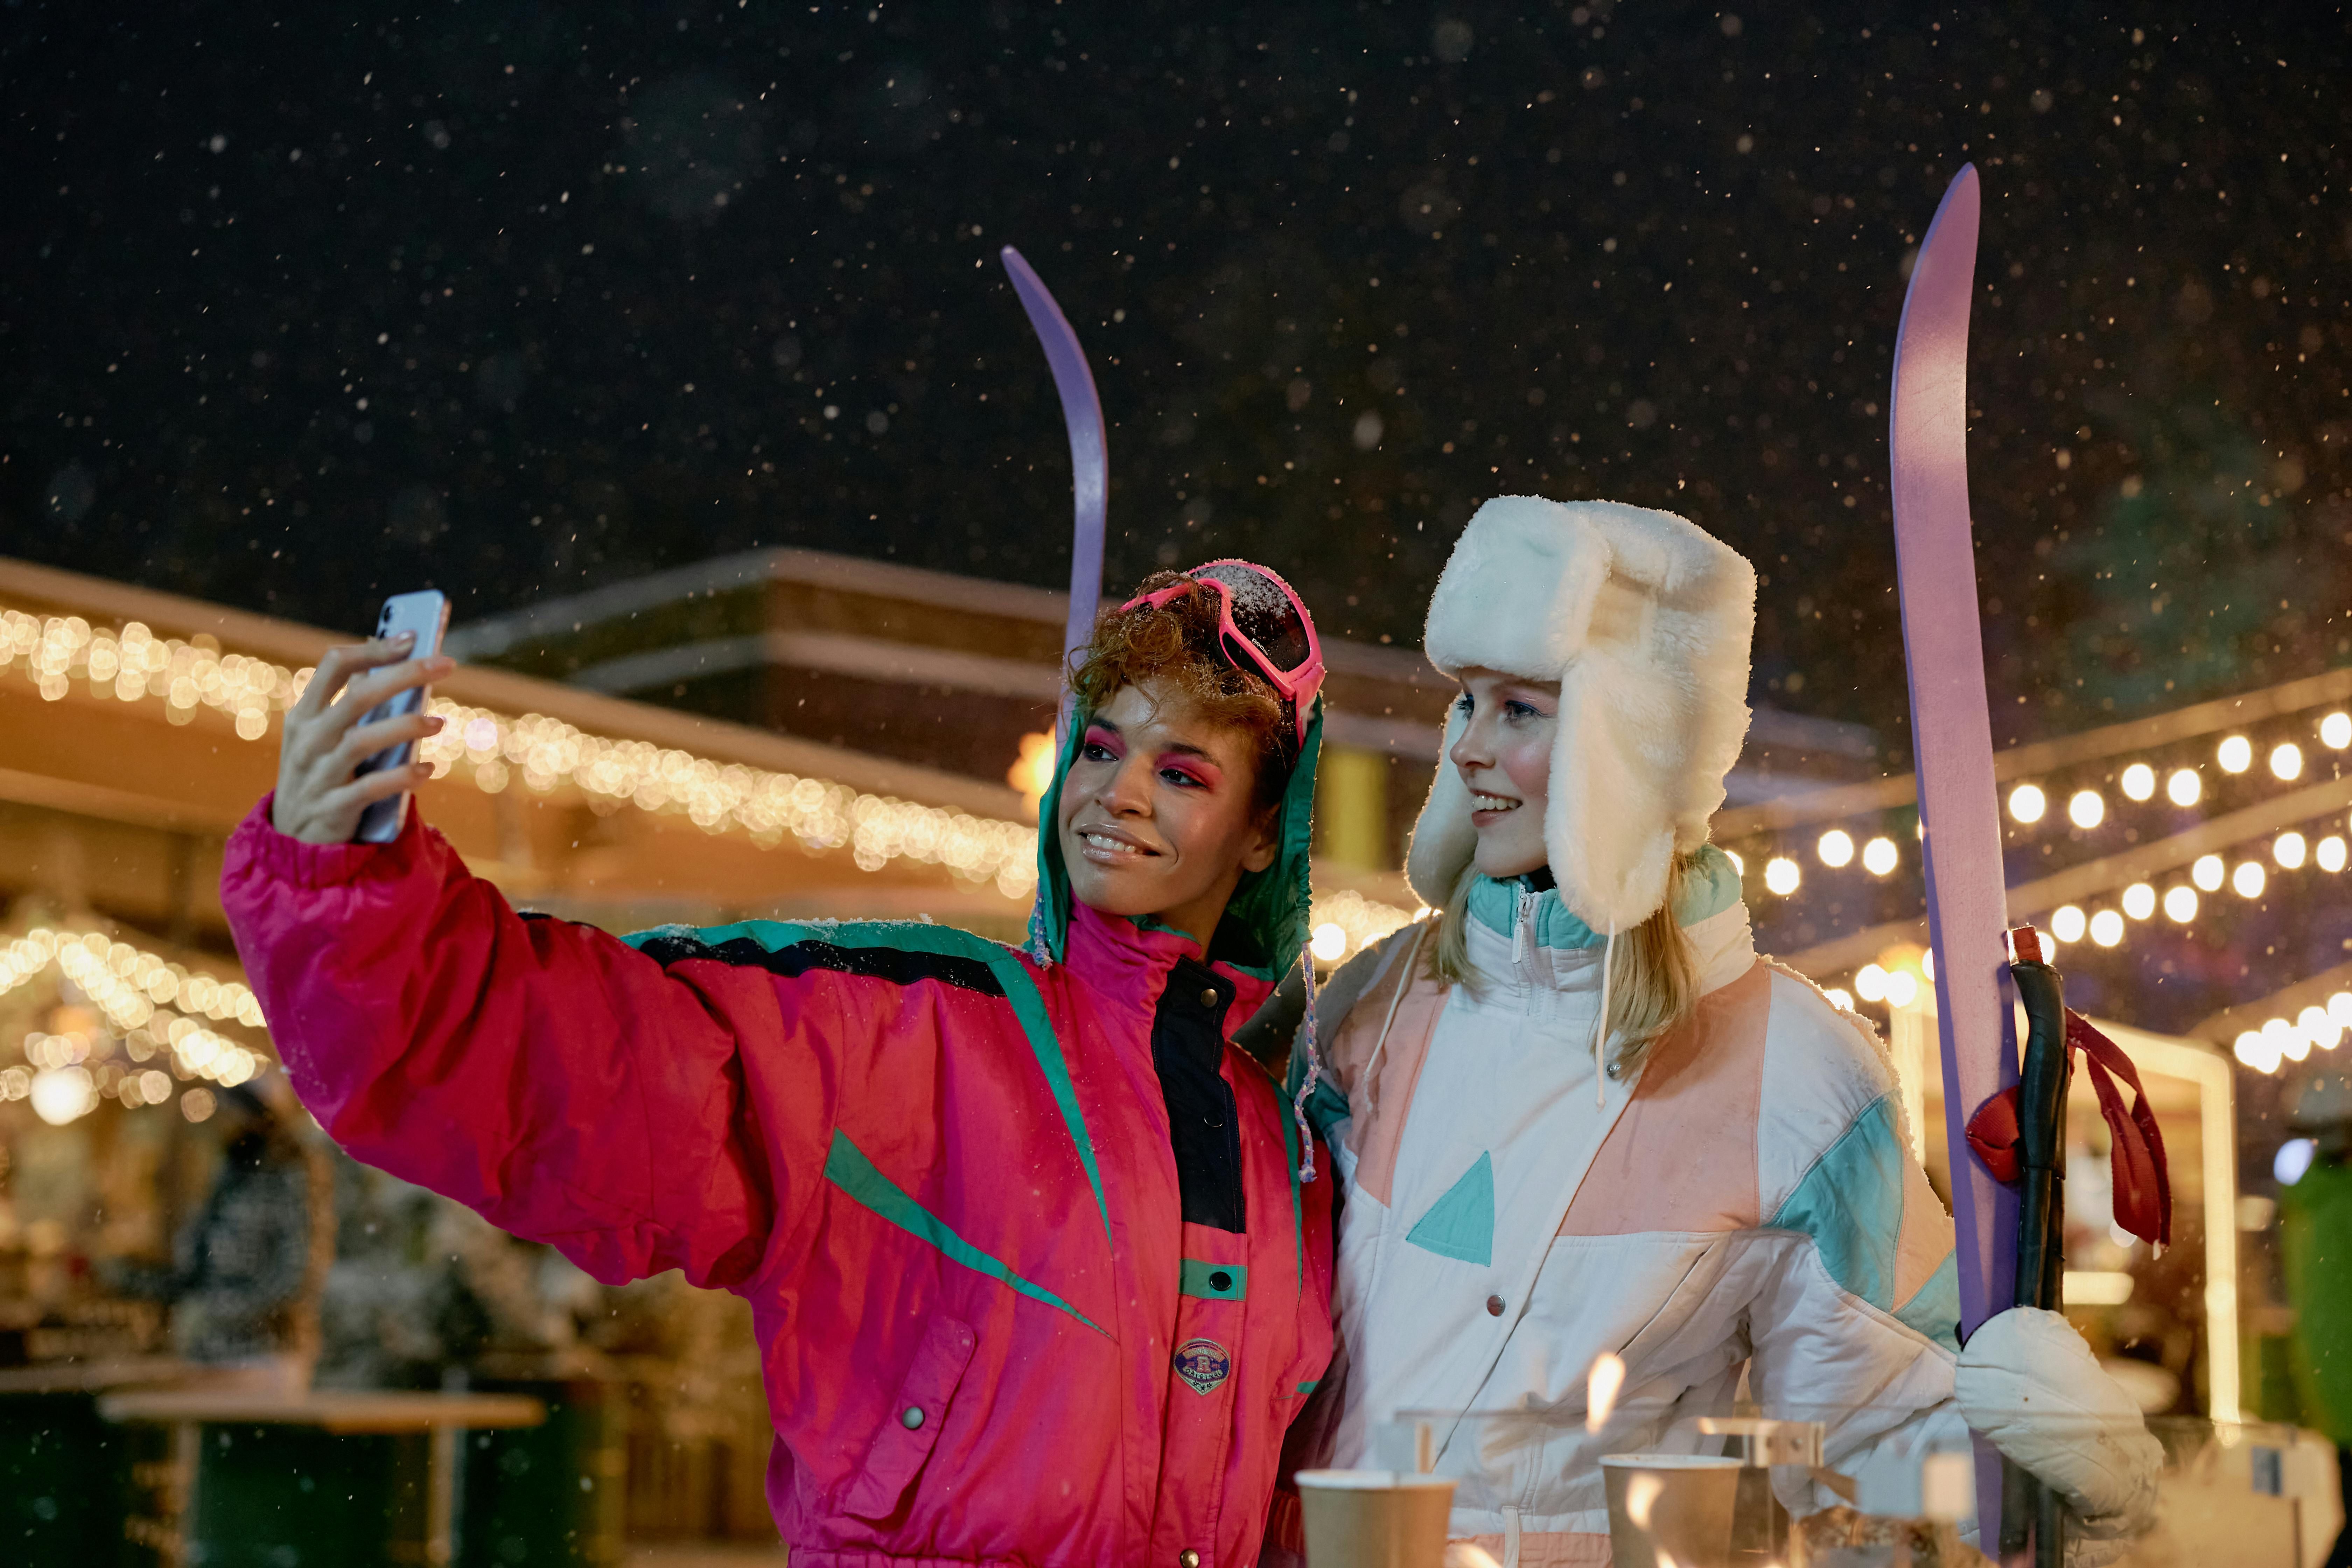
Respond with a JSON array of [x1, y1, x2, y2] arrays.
[[1027, 699, 1323, 979], [1406, 495, 1756, 933]]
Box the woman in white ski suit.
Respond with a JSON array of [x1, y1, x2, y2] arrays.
[[1285, 497, 2159, 1566]]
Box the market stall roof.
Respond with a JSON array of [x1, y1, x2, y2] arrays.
[[0, 554, 1441, 965], [0, 553, 1050, 945]]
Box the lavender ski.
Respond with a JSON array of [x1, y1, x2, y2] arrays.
[[1887, 162, 2022, 1547], [999, 244, 1108, 740]]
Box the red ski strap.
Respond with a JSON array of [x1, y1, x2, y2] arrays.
[[1962, 1009, 2172, 1247]]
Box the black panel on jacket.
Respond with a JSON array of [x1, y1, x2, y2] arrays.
[[634, 929, 1006, 997], [1154, 955, 1247, 1233]]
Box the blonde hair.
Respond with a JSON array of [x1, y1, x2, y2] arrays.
[[1429, 851, 1702, 1074]]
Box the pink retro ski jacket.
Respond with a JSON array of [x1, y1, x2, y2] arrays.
[[220, 776, 1335, 1567]]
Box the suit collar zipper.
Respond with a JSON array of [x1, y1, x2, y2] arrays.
[[1513, 882, 1536, 976]]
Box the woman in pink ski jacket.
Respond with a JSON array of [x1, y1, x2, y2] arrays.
[[222, 561, 1338, 1568]]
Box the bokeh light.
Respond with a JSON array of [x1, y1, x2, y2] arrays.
[[29, 1066, 96, 1126], [2236, 1031, 2280, 1074]]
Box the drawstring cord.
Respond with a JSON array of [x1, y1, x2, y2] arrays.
[[1362, 917, 1432, 1124], [1291, 944, 1324, 1183], [1593, 923, 1618, 1108]]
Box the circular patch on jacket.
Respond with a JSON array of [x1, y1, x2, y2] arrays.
[[1172, 1337, 1232, 1397]]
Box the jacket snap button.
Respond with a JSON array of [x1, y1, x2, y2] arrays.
[[1485, 1295, 1505, 1317], [901, 1406, 925, 1430], [1199, 987, 1219, 1007], [1178, 1552, 1201, 1568], [1208, 1270, 1233, 1293]]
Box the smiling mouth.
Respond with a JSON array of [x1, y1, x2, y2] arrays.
[[1470, 793, 1522, 813], [1078, 829, 1158, 860]]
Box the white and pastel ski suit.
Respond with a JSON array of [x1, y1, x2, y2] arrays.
[[1292, 853, 1962, 1566]]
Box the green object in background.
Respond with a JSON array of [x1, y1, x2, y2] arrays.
[[2250, 1331, 2304, 1428], [1, 1392, 133, 1564], [9, 1377, 584, 1566], [181, 1425, 422, 1568], [2280, 1155, 2352, 1446], [461, 1377, 625, 1566]]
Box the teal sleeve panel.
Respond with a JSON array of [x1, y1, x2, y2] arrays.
[[1768, 1094, 1907, 1312], [1892, 1251, 1963, 1353]]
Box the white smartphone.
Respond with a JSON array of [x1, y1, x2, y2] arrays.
[[353, 590, 451, 844]]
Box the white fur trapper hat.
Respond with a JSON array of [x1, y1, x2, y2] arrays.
[[1406, 496, 1758, 932]]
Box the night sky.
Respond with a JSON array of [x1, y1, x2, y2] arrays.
[[5, 2, 2350, 755]]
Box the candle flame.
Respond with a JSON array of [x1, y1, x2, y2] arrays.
[[1585, 1351, 1627, 1433], [1626, 1471, 1664, 1529]]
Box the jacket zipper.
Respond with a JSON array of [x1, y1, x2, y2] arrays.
[[1513, 883, 1536, 976]]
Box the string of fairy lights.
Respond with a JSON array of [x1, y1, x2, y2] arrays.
[[1, 601, 1419, 968], [1730, 708, 2352, 905], [0, 604, 1040, 897], [1728, 707, 2352, 1079], [0, 929, 270, 1126], [13, 598, 2347, 1073]]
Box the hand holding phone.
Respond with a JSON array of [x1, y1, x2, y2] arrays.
[[352, 592, 451, 842], [268, 592, 453, 847]]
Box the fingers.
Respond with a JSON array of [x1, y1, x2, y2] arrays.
[[330, 711, 446, 774], [324, 760, 433, 814], [274, 758, 432, 846], [297, 636, 422, 718], [290, 655, 451, 768], [337, 654, 454, 725]]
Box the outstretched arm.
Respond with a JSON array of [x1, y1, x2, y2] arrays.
[[224, 639, 833, 1289]]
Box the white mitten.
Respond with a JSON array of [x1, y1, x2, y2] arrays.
[[1955, 1306, 2163, 1554]]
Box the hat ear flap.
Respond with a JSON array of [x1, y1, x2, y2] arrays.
[[1406, 701, 1479, 908], [1548, 648, 1675, 932]]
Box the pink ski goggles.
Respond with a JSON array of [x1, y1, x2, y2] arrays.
[[1119, 559, 1325, 748]]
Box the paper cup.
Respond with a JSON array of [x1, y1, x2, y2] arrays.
[[1600, 1453, 1742, 1568], [1296, 1468, 1456, 1568]]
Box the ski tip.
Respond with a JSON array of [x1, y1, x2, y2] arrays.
[[1919, 164, 1982, 255], [1001, 246, 1060, 314]]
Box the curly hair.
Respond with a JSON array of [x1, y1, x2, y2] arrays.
[[1069, 572, 1294, 810]]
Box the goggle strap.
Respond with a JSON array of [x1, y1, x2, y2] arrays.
[[1114, 568, 1323, 746]]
